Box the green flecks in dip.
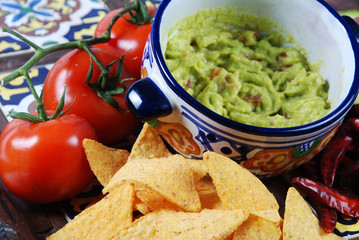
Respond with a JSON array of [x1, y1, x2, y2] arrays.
[[164, 7, 330, 128]]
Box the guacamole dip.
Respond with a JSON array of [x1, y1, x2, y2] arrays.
[[164, 8, 330, 128]]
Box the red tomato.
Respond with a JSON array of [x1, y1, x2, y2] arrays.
[[0, 114, 97, 203], [94, 6, 156, 79], [43, 47, 139, 145]]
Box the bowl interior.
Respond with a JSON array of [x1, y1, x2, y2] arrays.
[[157, 0, 357, 121]]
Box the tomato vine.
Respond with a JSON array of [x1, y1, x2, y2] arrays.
[[0, 0, 154, 121]]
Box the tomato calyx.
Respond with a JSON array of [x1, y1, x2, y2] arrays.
[[85, 52, 133, 112], [1, 0, 154, 117], [8, 84, 73, 123], [124, 0, 155, 26]]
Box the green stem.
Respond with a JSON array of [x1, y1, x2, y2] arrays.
[[82, 44, 109, 89], [0, 0, 152, 121], [23, 71, 47, 121], [0, 2, 140, 86]]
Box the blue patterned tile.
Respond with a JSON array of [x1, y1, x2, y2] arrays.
[[0, 0, 109, 54]]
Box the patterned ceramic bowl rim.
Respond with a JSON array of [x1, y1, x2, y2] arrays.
[[150, 0, 359, 137]]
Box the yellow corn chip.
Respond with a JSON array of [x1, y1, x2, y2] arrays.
[[156, 209, 249, 240], [203, 151, 279, 212], [103, 155, 201, 212], [196, 176, 224, 210], [115, 209, 248, 240], [128, 124, 207, 181], [133, 194, 152, 215], [251, 210, 282, 223], [198, 188, 224, 210], [233, 213, 282, 240], [47, 182, 134, 240], [135, 187, 183, 212], [195, 175, 216, 192], [187, 159, 208, 182], [114, 212, 158, 240], [83, 138, 129, 187], [129, 123, 172, 160], [282, 187, 344, 240]]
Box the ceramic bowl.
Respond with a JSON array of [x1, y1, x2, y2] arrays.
[[126, 0, 359, 177]]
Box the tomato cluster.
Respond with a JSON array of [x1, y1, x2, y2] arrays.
[[0, 4, 155, 203], [42, 47, 139, 145], [94, 6, 156, 80]]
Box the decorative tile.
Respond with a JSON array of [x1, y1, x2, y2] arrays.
[[0, 0, 110, 55], [0, 64, 52, 119]]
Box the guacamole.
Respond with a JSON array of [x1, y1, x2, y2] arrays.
[[164, 8, 330, 128]]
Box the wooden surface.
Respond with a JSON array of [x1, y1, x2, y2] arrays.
[[0, 1, 357, 239]]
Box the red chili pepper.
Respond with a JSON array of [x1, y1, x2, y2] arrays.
[[311, 200, 337, 233], [349, 104, 359, 118], [348, 118, 359, 134], [293, 177, 359, 218], [302, 158, 337, 233], [320, 120, 353, 187], [334, 156, 359, 193]]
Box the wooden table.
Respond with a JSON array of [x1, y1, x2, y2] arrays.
[[0, 1, 357, 239]]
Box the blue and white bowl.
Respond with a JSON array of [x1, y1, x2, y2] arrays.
[[126, 0, 359, 177]]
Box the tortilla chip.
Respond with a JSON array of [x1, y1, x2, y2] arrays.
[[233, 213, 282, 240], [133, 195, 152, 215], [103, 155, 201, 212], [83, 138, 129, 187], [47, 182, 134, 240], [129, 123, 172, 160], [115, 212, 158, 239], [116, 209, 248, 239], [198, 188, 224, 210], [156, 209, 249, 240], [196, 176, 224, 210], [195, 175, 216, 192], [187, 159, 208, 182], [135, 187, 183, 212], [282, 187, 344, 240], [204, 151, 279, 212], [251, 210, 282, 223]]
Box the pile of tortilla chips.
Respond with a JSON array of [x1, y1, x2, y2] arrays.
[[47, 123, 344, 240]]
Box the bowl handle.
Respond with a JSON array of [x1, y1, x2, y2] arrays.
[[125, 77, 173, 121], [342, 15, 359, 43]]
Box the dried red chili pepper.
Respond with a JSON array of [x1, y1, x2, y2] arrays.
[[311, 200, 337, 233], [349, 104, 359, 118], [302, 157, 337, 233], [320, 120, 353, 187], [293, 177, 359, 218], [334, 155, 359, 193], [347, 118, 359, 134]]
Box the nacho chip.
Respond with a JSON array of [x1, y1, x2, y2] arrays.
[[195, 175, 217, 192], [135, 187, 183, 212], [103, 155, 201, 212], [47, 182, 134, 240], [83, 139, 129, 187], [251, 210, 282, 223], [187, 159, 208, 182], [204, 151, 279, 212], [133, 194, 152, 215], [129, 123, 172, 160], [282, 187, 343, 240], [233, 212, 282, 240], [156, 209, 249, 240], [198, 188, 224, 210], [196, 176, 224, 210], [115, 211, 158, 240]]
